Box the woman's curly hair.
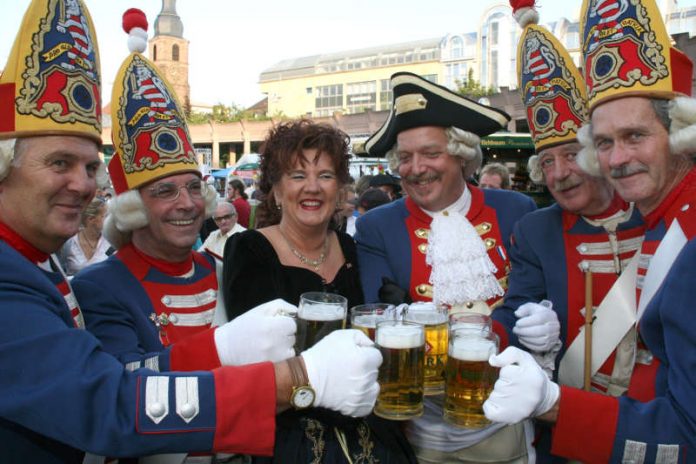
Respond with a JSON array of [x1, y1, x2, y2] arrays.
[[255, 119, 351, 227]]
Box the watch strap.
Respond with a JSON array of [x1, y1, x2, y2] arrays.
[[287, 356, 309, 388]]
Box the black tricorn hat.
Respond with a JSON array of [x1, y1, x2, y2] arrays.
[[365, 72, 511, 157]]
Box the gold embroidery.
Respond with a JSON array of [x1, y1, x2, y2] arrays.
[[303, 418, 326, 464], [353, 421, 379, 464]]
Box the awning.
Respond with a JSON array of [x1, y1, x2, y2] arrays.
[[481, 133, 534, 150]]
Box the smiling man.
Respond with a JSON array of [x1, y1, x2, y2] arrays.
[[488, 3, 644, 460], [483, 0, 696, 462], [354, 72, 536, 463]]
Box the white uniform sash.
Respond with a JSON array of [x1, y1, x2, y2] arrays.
[[637, 220, 687, 319], [558, 253, 638, 388]]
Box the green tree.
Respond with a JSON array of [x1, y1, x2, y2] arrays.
[[456, 69, 495, 100]]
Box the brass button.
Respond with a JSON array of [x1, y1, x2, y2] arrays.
[[475, 222, 492, 235], [485, 238, 496, 250], [418, 243, 428, 254], [415, 228, 429, 239]]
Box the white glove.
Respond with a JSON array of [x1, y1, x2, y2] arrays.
[[483, 347, 560, 424], [513, 300, 561, 352], [301, 329, 382, 417], [214, 298, 297, 365]]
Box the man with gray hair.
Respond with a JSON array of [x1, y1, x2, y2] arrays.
[[483, 0, 696, 461], [479, 162, 511, 189], [355, 72, 536, 463], [200, 201, 245, 258]]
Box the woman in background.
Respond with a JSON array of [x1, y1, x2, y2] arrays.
[[222, 119, 415, 463], [60, 198, 112, 275]]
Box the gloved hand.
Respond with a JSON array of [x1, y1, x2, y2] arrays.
[[214, 298, 297, 365], [513, 301, 561, 352], [378, 277, 413, 305], [483, 347, 560, 424], [301, 329, 382, 417]]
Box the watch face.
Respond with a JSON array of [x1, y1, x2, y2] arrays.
[[292, 386, 315, 409]]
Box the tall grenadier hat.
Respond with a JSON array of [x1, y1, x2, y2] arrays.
[[511, 0, 589, 152], [580, 0, 693, 112], [364, 72, 510, 157], [108, 8, 198, 195], [0, 0, 101, 142]]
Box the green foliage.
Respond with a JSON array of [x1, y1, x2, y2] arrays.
[[186, 103, 275, 124], [456, 69, 495, 100]]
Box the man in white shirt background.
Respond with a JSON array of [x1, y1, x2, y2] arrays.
[[200, 201, 246, 258]]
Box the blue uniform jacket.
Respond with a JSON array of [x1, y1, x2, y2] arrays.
[[0, 241, 276, 462], [355, 186, 537, 305]]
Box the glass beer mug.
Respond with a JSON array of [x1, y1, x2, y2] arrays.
[[443, 317, 499, 428], [403, 302, 448, 395], [374, 320, 425, 420], [294, 292, 347, 352], [349, 303, 394, 341]]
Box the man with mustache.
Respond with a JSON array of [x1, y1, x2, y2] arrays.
[[354, 72, 537, 463], [484, 0, 696, 462], [0, 4, 382, 461], [490, 2, 644, 459]]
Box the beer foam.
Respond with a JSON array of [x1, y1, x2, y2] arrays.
[[377, 325, 423, 348], [406, 311, 447, 325], [353, 314, 381, 328], [299, 304, 345, 321], [450, 337, 497, 361]]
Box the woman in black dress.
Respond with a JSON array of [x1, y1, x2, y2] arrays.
[[222, 120, 416, 464]]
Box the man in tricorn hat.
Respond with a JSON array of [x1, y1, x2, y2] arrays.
[[484, 0, 696, 461], [0, 2, 382, 460], [354, 71, 536, 462]]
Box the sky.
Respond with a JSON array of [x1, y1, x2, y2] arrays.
[[2, 0, 696, 108]]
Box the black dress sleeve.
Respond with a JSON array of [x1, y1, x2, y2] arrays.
[[222, 230, 284, 320]]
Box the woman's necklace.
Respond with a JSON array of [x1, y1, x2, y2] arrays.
[[79, 230, 98, 257], [278, 226, 329, 272]]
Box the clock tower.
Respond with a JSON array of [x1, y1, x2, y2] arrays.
[[149, 0, 190, 113]]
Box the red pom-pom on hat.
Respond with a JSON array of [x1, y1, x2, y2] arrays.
[[122, 8, 148, 33], [509, 0, 536, 13]]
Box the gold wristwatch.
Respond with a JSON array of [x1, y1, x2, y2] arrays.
[[287, 356, 315, 409]]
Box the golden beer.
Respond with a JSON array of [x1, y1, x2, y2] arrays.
[[350, 303, 394, 341], [295, 292, 347, 352], [405, 304, 448, 395], [444, 332, 499, 428], [374, 321, 425, 420]]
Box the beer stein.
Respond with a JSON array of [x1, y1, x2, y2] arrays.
[[294, 292, 347, 352], [374, 320, 425, 420], [443, 325, 499, 428], [403, 302, 448, 395], [349, 303, 395, 341]]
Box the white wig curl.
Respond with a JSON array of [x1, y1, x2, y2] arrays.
[[0, 139, 17, 182], [103, 183, 218, 250], [527, 154, 544, 184], [577, 97, 696, 175], [385, 126, 482, 178]]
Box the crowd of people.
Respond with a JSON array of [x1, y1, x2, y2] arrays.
[[1, 0, 696, 463]]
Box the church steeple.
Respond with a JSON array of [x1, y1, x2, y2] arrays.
[[154, 0, 184, 38], [149, 0, 190, 113]]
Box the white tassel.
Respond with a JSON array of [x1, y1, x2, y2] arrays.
[[426, 212, 503, 306]]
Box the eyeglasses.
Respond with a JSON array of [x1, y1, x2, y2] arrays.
[[213, 213, 236, 222], [148, 180, 204, 202]]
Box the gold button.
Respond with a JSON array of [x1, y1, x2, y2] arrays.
[[418, 243, 428, 254], [485, 238, 496, 250], [475, 222, 492, 235], [415, 228, 429, 239]]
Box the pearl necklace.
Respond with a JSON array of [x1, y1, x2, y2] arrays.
[[279, 227, 329, 272]]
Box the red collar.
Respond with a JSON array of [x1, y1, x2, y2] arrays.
[[0, 222, 49, 264], [584, 194, 629, 220], [643, 166, 696, 229], [126, 243, 194, 276], [405, 184, 483, 222]]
